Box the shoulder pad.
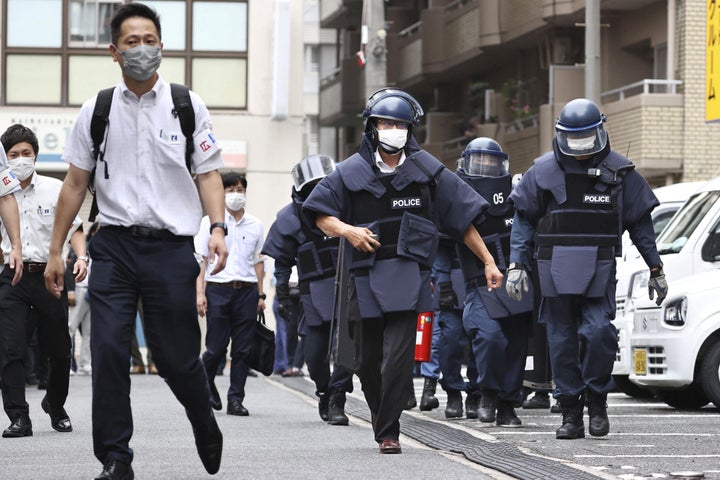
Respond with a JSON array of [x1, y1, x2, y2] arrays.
[[391, 150, 444, 191], [0, 169, 21, 196], [274, 203, 301, 237], [337, 153, 386, 197], [533, 152, 567, 204]]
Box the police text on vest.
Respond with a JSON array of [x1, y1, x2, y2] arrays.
[[391, 197, 422, 209]]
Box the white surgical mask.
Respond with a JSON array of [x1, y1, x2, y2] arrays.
[[377, 129, 408, 152], [115, 44, 162, 81], [9, 156, 35, 181], [225, 192, 246, 211], [566, 134, 596, 152]]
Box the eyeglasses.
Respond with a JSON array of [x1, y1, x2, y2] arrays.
[[375, 119, 409, 130]]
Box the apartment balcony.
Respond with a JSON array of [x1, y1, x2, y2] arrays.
[[320, 0, 362, 30], [601, 80, 684, 179], [318, 58, 365, 127]]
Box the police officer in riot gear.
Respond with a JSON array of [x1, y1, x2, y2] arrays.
[[303, 88, 503, 454], [262, 155, 354, 426], [507, 98, 668, 439], [455, 138, 532, 427]]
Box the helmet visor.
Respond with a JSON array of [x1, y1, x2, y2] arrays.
[[555, 126, 607, 156], [462, 153, 509, 177], [292, 155, 336, 191]]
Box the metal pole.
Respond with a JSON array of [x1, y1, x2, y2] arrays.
[[666, 0, 676, 83], [364, 0, 387, 98], [585, 0, 601, 102]]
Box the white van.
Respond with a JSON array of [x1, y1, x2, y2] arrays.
[[611, 181, 705, 397], [629, 269, 720, 409]]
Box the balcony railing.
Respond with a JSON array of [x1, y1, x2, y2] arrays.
[[601, 79, 683, 102]]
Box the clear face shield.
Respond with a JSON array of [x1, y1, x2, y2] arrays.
[[292, 155, 336, 191], [461, 153, 509, 177], [555, 125, 608, 157]]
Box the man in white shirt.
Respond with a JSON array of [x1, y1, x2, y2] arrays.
[[42, 4, 228, 480], [0, 124, 87, 439], [196, 172, 265, 417]]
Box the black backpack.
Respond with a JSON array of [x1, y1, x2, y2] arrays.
[[88, 83, 196, 221]]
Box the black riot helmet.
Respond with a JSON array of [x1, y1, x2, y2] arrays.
[[291, 154, 336, 198], [362, 88, 424, 153], [555, 98, 608, 156], [459, 137, 509, 177]]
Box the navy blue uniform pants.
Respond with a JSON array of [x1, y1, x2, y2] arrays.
[[202, 284, 257, 402], [0, 269, 71, 421], [437, 308, 478, 393], [541, 283, 618, 399], [89, 228, 211, 465], [357, 311, 416, 443]]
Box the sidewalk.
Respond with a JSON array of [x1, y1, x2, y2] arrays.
[[0, 372, 506, 480]]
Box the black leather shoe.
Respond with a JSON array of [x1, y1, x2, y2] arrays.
[[226, 399, 249, 416], [209, 378, 222, 411], [2, 416, 32, 438], [193, 412, 223, 474], [41, 395, 73, 432], [92, 460, 134, 480]]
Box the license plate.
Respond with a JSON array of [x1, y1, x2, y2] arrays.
[[634, 348, 647, 375]]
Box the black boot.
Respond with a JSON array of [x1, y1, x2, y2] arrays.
[[419, 377, 440, 411], [444, 390, 463, 418], [587, 391, 609, 437], [328, 390, 349, 426], [465, 391, 480, 419], [317, 392, 329, 422], [496, 400, 522, 427], [478, 391, 497, 423], [404, 382, 417, 410], [556, 396, 585, 439]]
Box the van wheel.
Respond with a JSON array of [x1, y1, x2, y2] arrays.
[[700, 341, 720, 409], [655, 383, 709, 409], [612, 375, 654, 399]]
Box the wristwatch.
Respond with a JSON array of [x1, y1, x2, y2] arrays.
[[258, 293, 267, 300], [209, 222, 228, 236], [77, 255, 89, 263]]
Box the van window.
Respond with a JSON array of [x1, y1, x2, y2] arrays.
[[657, 191, 720, 254], [701, 220, 720, 262]]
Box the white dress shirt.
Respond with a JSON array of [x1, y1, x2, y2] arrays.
[[374, 149, 406, 173], [0, 173, 82, 262], [195, 210, 264, 283], [62, 75, 224, 236]]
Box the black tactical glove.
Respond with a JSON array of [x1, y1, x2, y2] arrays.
[[275, 283, 294, 321], [437, 281, 458, 311], [648, 265, 668, 306], [506, 263, 529, 302]]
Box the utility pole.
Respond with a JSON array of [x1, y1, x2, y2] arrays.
[[362, 0, 387, 98], [585, 0, 601, 103]]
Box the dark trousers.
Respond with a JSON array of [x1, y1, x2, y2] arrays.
[[202, 284, 257, 402], [0, 269, 71, 421], [542, 285, 618, 399], [357, 311, 416, 443], [304, 323, 354, 395], [437, 308, 478, 393], [89, 229, 211, 465]]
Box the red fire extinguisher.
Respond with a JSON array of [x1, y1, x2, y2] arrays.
[[414, 311, 434, 362]]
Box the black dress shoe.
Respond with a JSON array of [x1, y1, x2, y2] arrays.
[[92, 459, 134, 480], [2, 416, 32, 437], [209, 378, 222, 411], [193, 412, 223, 474], [226, 399, 249, 416], [41, 395, 73, 432]]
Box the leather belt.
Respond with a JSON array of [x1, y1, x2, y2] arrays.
[[7, 262, 47, 273], [206, 281, 257, 289], [105, 225, 187, 242]]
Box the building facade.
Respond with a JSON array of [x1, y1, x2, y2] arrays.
[[320, 0, 720, 186]]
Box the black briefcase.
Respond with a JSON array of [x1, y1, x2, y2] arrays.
[[247, 311, 275, 377]]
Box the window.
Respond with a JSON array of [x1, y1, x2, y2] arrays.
[[69, 1, 121, 47], [192, 2, 247, 52], [143, 1, 186, 50], [7, 0, 62, 47]]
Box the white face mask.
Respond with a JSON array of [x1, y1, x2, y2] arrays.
[[225, 192, 246, 211], [566, 134, 596, 152], [377, 129, 408, 152], [9, 156, 35, 181]]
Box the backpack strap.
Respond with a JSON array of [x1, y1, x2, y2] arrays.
[[170, 83, 196, 174], [88, 87, 115, 222]]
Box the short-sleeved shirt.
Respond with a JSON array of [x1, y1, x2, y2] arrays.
[[62, 75, 224, 236], [195, 211, 264, 283], [0, 173, 83, 262], [0, 147, 21, 197]]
